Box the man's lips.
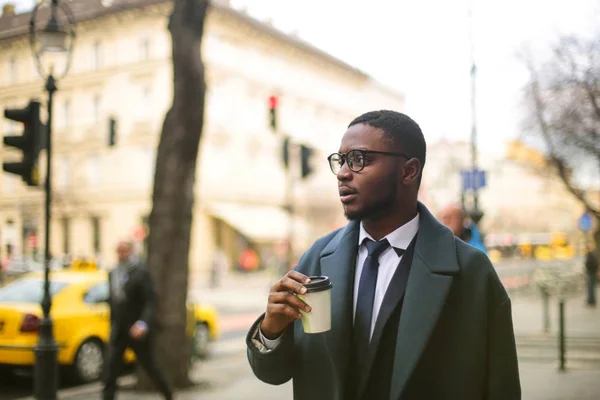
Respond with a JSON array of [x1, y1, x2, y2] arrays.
[[339, 187, 357, 204]]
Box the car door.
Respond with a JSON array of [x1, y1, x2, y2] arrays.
[[82, 282, 111, 343]]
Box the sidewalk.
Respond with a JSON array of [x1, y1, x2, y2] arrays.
[[50, 358, 599, 400], [511, 289, 600, 337]]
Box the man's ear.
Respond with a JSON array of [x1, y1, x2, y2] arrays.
[[402, 158, 421, 185]]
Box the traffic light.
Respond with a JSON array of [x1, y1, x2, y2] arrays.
[[282, 136, 290, 168], [108, 117, 117, 147], [2, 101, 43, 186], [268, 95, 278, 132], [300, 144, 315, 179]]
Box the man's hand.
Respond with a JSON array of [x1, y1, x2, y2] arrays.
[[260, 271, 312, 339], [129, 321, 148, 340]]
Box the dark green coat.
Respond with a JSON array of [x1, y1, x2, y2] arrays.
[[247, 203, 521, 400]]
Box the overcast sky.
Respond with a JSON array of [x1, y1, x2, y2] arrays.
[[3, 0, 599, 155]]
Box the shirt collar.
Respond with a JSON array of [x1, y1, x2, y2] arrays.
[[358, 213, 420, 251]]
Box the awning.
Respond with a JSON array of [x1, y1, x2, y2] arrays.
[[206, 203, 310, 243]]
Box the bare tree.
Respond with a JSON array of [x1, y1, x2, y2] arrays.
[[523, 34, 600, 246], [137, 0, 209, 389]]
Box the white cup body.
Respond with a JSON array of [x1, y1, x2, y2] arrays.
[[298, 289, 332, 334]]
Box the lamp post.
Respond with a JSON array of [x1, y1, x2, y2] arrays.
[[467, 0, 483, 225], [29, 1, 75, 399]]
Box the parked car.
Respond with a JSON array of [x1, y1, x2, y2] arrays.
[[0, 269, 218, 383]]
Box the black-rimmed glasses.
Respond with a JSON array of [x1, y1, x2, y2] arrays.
[[327, 149, 410, 174]]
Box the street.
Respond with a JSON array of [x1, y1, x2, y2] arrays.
[[2, 262, 600, 399]]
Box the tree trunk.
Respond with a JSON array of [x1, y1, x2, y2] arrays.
[[137, 0, 209, 390]]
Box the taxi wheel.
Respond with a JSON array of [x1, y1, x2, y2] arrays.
[[194, 322, 210, 359], [71, 339, 105, 383]]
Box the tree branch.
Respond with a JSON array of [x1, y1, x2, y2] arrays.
[[527, 64, 600, 216]]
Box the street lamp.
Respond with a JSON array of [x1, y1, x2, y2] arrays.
[[29, 1, 75, 399]]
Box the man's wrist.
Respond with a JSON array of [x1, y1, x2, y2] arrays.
[[259, 320, 283, 340], [258, 325, 283, 350]]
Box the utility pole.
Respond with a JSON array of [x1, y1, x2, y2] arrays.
[[468, 0, 483, 224]]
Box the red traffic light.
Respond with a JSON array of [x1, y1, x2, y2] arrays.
[[268, 95, 278, 109]]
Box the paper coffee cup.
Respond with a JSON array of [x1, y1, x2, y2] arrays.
[[297, 276, 333, 334]]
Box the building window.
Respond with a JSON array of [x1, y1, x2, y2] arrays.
[[140, 35, 151, 61], [7, 57, 16, 83], [92, 41, 102, 70], [91, 216, 101, 254], [92, 95, 101, 124], [61, 217, 70, 255]]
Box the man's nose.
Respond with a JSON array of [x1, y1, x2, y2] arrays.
[[336, 163, 353, 181]]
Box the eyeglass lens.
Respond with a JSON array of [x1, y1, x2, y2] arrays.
[[329, 150, 364, 174]]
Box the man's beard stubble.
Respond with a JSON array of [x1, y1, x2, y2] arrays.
[[344, 180, 399, 221]]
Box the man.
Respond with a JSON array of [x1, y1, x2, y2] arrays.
[[585, 244, 598, 307], [439, 202, 487, 253], [103, 241, 172, 400], [246, 110, 520, 399]]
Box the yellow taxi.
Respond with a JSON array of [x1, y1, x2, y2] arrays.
[[0, 269, 219, 383]]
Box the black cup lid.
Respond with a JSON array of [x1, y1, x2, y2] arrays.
[[304, 276, 332, 293]]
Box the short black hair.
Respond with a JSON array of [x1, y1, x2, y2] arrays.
[[348, 110, 426, 185]]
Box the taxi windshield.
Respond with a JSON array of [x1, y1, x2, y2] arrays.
[[0, 278, 68, 303]]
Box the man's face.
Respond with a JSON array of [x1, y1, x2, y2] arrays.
[[116, 243, 132, 262], [336, 124, 403, 220], [439, 206, 464, 237]]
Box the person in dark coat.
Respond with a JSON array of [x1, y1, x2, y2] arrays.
[[246, 110, 520, 400], [585, 244, 598, 307], [103, 241, 172, 400]]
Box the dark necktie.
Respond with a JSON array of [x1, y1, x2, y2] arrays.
[[353, 238, 391, 371]]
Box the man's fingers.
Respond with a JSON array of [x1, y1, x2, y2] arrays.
[[274, 276, 309, 295], [286, 270, 311, 284], [268, 291, 311, 312], [267, 303, 303, 320]]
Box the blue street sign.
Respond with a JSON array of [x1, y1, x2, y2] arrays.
[[579, 212, 593, 232], [461, 169, 487, 191]]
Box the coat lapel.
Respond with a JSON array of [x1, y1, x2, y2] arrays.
[[389, 202, 460, 399], [319, 220, 360, 391]]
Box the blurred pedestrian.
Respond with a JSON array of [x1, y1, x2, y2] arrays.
[[103, 241, 172, 400], [210, 248, 228, 288], [247, 110, 520, 399], [439, 202, 487, 253], [585, 244, 598, 307]]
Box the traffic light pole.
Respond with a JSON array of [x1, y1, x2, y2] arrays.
[[34, 73, 58, 400], [284, 136, 295, 274], [468, 0, 483, 225]]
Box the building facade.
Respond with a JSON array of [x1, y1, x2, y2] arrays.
[[0, 0, 404, 289]]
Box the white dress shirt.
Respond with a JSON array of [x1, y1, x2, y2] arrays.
[[354, 213, 419, 339], [259, 214, 420, 349]]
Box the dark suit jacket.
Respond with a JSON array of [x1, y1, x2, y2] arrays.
[[108, 260, 156, 337], [246, 202, 521, 400]]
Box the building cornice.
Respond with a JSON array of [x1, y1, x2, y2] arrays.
[[0, 0, 369, 80]]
